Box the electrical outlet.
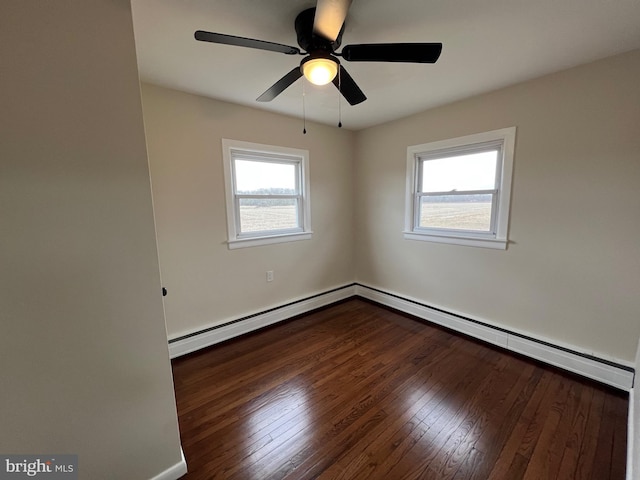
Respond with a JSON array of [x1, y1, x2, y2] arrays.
[[266, 270, 274, 282]]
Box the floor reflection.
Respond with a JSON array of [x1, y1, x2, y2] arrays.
[[401, 377, 487, 455], [240, 378, 312, 479]]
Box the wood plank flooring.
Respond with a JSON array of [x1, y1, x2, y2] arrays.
[[172, 298, 628, 479]]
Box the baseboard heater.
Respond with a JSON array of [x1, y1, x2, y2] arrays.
[[168, 282, 634, 391]]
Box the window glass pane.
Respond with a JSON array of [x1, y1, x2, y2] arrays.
[[419, 194, 493, 231], [239, 198, 298, 233], [421, 150, 498, 192], [235, 160, 297, 194]]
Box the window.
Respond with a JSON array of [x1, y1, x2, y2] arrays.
[[404, 127, 516, 249], [222, 139, 312, 249]]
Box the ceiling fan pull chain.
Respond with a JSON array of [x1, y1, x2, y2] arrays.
[[302, 78, 307, 134]]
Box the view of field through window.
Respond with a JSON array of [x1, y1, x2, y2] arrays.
[[419, 197, 492, 231], [418, 150, 497, 232], [234, 158, 301, 234], [239, 203, 298, 232]]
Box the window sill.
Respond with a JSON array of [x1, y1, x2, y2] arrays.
[[403, 231, 508, 250], [228, 231, 313, 249]]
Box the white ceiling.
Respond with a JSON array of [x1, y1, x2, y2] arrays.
[[131, 0, 640, 130]]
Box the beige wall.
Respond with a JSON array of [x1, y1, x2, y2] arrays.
[[0, 1, 183, 478], [141, 84, 355, 338], [354, 49, 640, 364]]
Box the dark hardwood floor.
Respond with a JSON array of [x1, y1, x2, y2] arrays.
[[172, 298, 628, 479]]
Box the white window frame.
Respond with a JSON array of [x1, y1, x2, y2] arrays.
[[222, 139, 312, 249], [404, 127, 516, 249]]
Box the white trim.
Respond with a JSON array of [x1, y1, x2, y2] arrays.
[[221, 139, 312, 249], [404, 127, 516, 248], [168, 285, 356, 358], [227, 231, 313, 249], [507, 336, 632, 391], [356, 285, 510, 349], [355, 284, 634, 391], [402, 232, 507, 249], [149, 447, 187, 480]]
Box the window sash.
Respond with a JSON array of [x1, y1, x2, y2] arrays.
[[413, 144, 503, 238], [231, 153, 304, 237], [414, 191, 499, 236]]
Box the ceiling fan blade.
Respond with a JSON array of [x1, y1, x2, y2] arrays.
[[313, 0, 352, 42], [257, 67, 303, 102], [341, 43, 442, 63], [195, 30, 301, 55], [333, 65, 366, 105]]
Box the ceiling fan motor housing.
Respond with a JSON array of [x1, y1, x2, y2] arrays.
[[300, 50, 340, 68], [295, 8, 344, 52]]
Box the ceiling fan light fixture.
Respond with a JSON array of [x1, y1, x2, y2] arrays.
[[302, 57, 338, 86]]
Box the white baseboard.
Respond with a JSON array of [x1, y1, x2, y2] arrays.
[[150, 447, 187, 480], [507, 335, 633, 392], [355, 284, 634, 391], [168, 285, 357, 358], [166, 282, 634, 390]]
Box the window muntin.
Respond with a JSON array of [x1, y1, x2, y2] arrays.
[[405, 128, 516, 249], [222, 140, 311, 249]]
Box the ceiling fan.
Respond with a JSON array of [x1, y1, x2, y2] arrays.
[[194, 0, 442, 106]]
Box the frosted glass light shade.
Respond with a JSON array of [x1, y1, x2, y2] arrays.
[[302, 58, 338, 85]]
